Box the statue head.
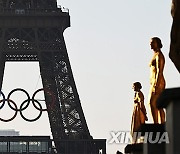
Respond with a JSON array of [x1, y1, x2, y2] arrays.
[[132, 82, 142, 91], [151, 37, 163, 49]]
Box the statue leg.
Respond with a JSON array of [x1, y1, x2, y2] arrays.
[[149, 94, 159, 123], [159, 109, 165, 123], [158, 86, 166, 124]]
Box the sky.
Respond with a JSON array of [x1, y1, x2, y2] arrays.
[[0, 0, 180, 154]]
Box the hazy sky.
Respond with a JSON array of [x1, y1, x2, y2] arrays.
[[0, 0, 180, 154]]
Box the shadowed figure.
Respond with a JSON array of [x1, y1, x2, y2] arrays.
[[148, 37, 166, 124], [131, 82, 148, 140], [170, 0, 180, 73]]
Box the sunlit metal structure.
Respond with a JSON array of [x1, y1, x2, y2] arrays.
[[0, 0, 106, 153]]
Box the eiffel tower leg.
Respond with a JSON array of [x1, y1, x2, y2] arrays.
[[0, 53, 5, 91], [38, 52, 66, 152], [36, 26, 91, 139], [52, 47, 91, 139]]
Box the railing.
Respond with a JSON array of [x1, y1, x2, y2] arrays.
[[52, 139, 106, 154], [0, 136, 52, 153], [57, 5, 69, 13], [0, 6, 69, 15], [0, 136, 106, 154]]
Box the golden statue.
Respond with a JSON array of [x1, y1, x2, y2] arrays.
[[148, 37, 166, 124], [131, 82, 148, 140]]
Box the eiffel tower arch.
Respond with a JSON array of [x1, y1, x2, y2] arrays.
[[0, 0, 106, 153]]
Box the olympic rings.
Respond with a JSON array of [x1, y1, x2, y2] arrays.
[[0, 99, 18, 122], [20, 99, 42, 122], [32, 88, 55, 111], [0, 88, 56, 122], [0, 91, 5, 109], [7, 88, 30, 111]]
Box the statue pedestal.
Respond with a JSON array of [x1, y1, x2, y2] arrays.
[[157, 87, 180, 154], [143, 143, 165, 154], [139, 124, 165, 154], [125, 87, 180, 154], [125, 143, 143, 154], [124, 124, 165, 154]]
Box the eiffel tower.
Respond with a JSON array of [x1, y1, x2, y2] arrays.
[[0, 0, 106, 153]]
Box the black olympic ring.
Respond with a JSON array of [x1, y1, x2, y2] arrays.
[[7, 88, 30, 111], [0, 88, 56, 122], [32, 88, 55, 111], [0, 91, 5, 109], [20, 99, 42, 122], [0, 99, 18, 122]]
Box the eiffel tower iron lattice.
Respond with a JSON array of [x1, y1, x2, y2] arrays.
[[0, 0, 106, 153]]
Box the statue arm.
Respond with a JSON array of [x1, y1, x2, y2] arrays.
[[134, 92, 139, 103], [139, 92, 148, 120], [139, 93, 146, 113]]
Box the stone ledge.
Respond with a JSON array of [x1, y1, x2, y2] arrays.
[[157, 87, 180, 108]]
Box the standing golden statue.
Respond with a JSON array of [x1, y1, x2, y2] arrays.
[[148, 37, 166, 124], [131, 82, 148, 138]]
